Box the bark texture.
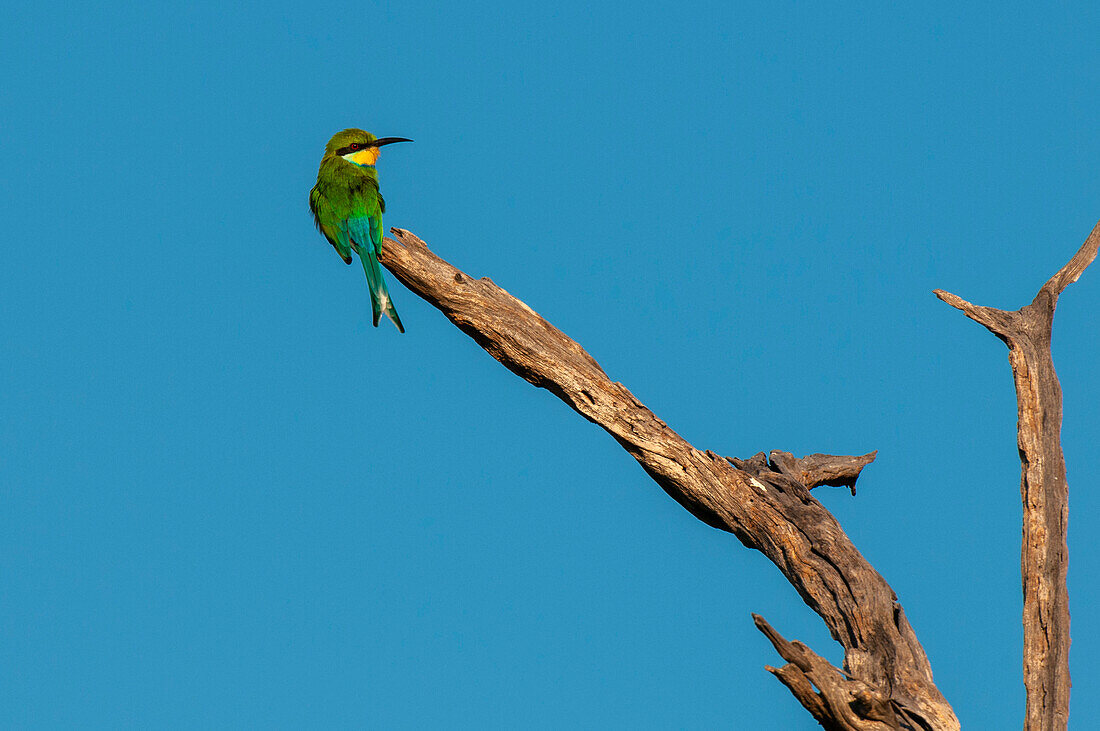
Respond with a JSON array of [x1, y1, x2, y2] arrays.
[[934, 220, 1100, 731], [378, 227, 959, 730]]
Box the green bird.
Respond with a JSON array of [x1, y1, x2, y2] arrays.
[[309, 128, 413, 332]]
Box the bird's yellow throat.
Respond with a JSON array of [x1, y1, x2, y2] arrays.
[[345, 148, 380, 166]]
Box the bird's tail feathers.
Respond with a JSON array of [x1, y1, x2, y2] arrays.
[[358, 246, 405, 333]]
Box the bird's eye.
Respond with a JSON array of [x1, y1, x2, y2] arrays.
[[349, 143, 360, 151]]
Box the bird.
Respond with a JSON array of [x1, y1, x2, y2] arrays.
[[309, 128, 413, 333]]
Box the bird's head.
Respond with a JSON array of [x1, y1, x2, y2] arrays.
[[325, 128, 412, 167]]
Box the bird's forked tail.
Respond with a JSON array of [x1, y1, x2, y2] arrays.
[[357, 245, 405, 333]]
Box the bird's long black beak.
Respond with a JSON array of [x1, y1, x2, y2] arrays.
[[370, 137, 413, 147]]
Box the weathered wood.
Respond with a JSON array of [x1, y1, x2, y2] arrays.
[[934, 220, 1100, 731], [379, 227, 959, 730], [767, 451, 878, 495], [755, 614, 904, 730]]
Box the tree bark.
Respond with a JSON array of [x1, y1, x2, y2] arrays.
[[377, 227, 959, 729], [934, 220, 1100, 731]]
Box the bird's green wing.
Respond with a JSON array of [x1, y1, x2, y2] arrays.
[[369, 213, 384, 255], [309, 185, 353, 264]]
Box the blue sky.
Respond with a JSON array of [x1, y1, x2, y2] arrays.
[[2, 1, 1098, 728]]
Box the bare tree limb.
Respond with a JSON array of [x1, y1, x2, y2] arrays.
[[378, 227, 959, 730], [768, 451, 878, 495], [755, 614, 906, 730], [934, 219, 1100, 731], [1041, 223, 1100, 298]]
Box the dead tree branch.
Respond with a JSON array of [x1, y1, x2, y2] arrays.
[[934, 220, 1100, 731], [741, 450, 879, 496], [378, 227, 959, 730], [755, 614, 914, 731]]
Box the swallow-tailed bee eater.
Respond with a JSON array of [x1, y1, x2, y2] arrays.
[[309, 128, 412, 332]]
